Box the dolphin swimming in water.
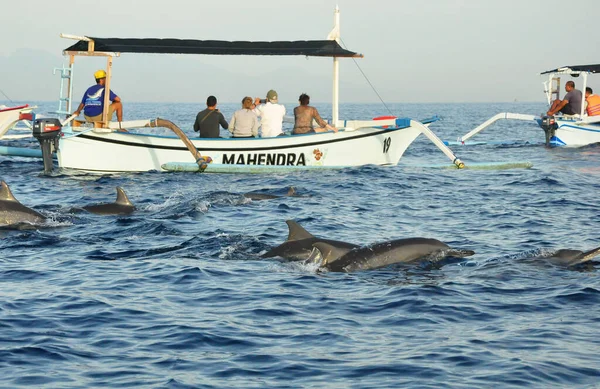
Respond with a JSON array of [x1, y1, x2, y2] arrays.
[[244, 186, 298, 201], [0, 181, 46, 228], [82, 187, 136, 215], [311, 237, 475, 272], [539, 247, 600, 267], [261, 220, 358, 261]]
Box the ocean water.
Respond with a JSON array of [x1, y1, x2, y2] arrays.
[[1, 101, 599, 388]]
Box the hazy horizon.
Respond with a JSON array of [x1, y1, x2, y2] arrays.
[[2, 0, 599, 105]]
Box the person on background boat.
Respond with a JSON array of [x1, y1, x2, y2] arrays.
[[194, 95, 229, 138], [585, 87, 600, 116], [73, 69, 124, 127], [229, 96, 259, 138], [292, 93, 338, 135], [546, 81, 582, 116], [253, 90, 286, 137]]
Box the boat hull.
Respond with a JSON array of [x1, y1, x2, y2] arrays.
[[57, 124, 423, 173], [545, 119, 600, 147]]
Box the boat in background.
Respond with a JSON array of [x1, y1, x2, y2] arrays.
[[0, 104, 35, 139], [456, 64, 600, 147], [0, 104, 44, 159], [5, 7, 465, 174]]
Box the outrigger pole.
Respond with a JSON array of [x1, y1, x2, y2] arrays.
[[459, 113, 537, 143]]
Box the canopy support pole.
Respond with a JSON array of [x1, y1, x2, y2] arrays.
[[581, 73, 588, 117], [331, 6, 340, 126], [102, 56, 112, 125], [66, 55, 75, 113]]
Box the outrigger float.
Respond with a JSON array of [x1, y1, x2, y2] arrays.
[[0, 7, 467, 174], [456, 64, 600, 147]]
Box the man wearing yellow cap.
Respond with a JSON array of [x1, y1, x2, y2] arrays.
[[73, 70, 123, 125]]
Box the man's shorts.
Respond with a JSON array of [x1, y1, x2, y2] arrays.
[[560, 105, 577, 115], [84, 104, 116, 122]]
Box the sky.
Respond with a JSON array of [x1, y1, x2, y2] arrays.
[[1, 0, 600, 104]]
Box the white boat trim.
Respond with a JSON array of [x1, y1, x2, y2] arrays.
[[57, 118, 445, 173]]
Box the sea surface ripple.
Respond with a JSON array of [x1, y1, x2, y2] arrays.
[[1, 101, 599, 388]]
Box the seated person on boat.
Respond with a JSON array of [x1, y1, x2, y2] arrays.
[[585, 87, 600, 116], [293, 93, 338, 134], [546, 81, 582, 116], [73, 70, 123, 125], [229, 97, 259, 138], [194, 95, 229, 138], [253, 90, 286, 137]]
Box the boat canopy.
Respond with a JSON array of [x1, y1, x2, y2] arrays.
[[63, 37, 362, 58], [541, 64, 600, 75]]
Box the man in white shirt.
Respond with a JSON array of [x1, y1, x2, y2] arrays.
[[254, 89, 286, 137]]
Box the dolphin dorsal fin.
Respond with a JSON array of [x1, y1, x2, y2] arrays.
[[0, 181, 18, 202], [581, 246, 600, 261], [312, 242, 353, 265], [115, 187, 133, 206], [286, 220, 314, 241]]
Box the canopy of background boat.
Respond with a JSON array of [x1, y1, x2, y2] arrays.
[[541, 64, 600, 74], [63, 38, 362, 58]]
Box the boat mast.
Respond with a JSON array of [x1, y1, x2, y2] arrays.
[[331, 5, 340, 127], [102, 56, 113, 124], [580, 72, 588, 117]]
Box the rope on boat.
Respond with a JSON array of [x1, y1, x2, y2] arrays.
[[340, 38, 394, 116], [0, 88, 14, 104]]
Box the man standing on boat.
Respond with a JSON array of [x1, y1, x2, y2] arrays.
[[73, 70, 123, 125], [254, 90, 286, 137], [193, 95, 229, 138], [546, 81, 582, 116]]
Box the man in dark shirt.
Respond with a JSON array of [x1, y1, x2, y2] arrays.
[[194, 96, 228, 138], [547, 81, 582, 116]]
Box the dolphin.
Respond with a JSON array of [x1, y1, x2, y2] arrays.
[[245, 186, 298, 201], [311, 237, 475, 272], [540, 247, 600, 267], [261, 220, 358, 261], [82, 187, 135, 215], [0, 181, 46, 228]]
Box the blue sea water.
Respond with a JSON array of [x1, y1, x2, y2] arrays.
[[1, 101, 599, 388]]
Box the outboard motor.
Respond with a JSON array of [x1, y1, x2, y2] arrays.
[[540, 115, 557, 146], [32, 118, 62, 174]]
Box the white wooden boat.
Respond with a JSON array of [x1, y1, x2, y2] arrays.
[[457, 65, 600, 147], [20, 7, 465, 173], [57, 117, 442, 173]]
